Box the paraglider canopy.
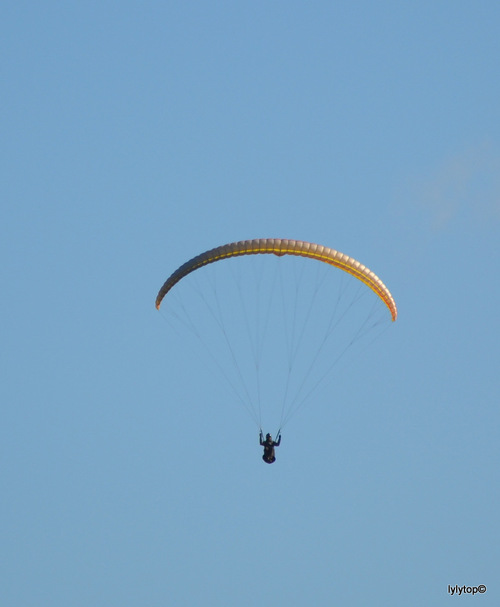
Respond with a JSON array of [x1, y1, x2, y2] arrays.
[[155, 238, 397, 321]]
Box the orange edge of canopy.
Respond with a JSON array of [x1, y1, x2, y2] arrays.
[[155, 238, 397, 321]]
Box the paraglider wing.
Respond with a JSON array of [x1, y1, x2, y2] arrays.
[[155, 238, 397, 321]]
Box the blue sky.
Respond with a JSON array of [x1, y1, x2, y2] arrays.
[[2, 2, 499, 605]]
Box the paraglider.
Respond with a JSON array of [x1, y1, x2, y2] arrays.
[[156, 238, 397, 462], [260, 431, 281, 464]]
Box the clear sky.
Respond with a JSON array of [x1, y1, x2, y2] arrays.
[[2, 2, 499, 606]]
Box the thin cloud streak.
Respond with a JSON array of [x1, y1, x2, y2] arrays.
[[398, 143, 500, 230]]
